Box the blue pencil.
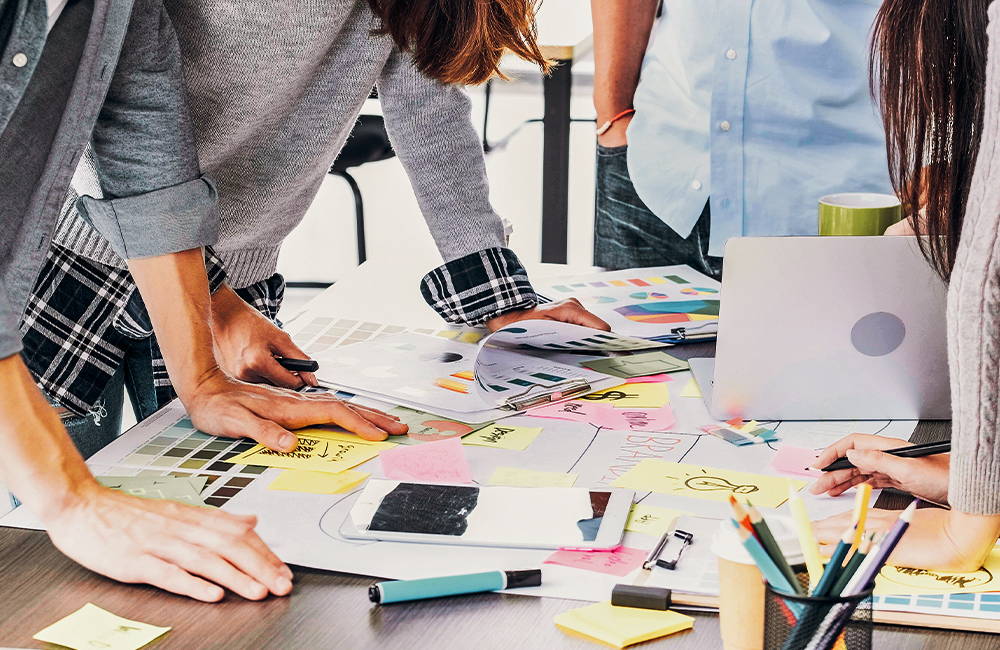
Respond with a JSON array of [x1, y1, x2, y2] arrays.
[[811, 524, 855, 597], [731, 519, 799, 595]]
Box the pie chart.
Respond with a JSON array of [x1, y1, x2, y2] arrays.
[[629, 292, 670, 301], [681, 287, 719, 296], [615, 300, 720, 324]]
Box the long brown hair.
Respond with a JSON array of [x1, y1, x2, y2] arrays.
[[871, 0, 990, 279], [367, 0, 550, 86]]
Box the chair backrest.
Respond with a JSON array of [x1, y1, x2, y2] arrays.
[[330, 114, 396, 173]]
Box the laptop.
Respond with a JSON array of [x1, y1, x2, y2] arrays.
[[688, 236, 950, 420]]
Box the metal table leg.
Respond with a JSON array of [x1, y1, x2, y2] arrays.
[[541, 58, 572, 263]]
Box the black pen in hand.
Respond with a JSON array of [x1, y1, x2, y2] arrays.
[[274, 357, 319, 373], [821, 440, 951, 472]]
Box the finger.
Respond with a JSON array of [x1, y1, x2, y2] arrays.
[[553, 303, 612, 331], [346, 402, 402, 421], [130, 555, 225, 602], [812, 433, 907, 469], [153, 536, 271, 601], [245, 416, 299, 452], [808, 467, 861, 495], [269, 335, 317, 388], [826, 473, 871, 498], [844, 449, 915, 484], [298, 371, 319, 387], [345, 403, 408, 435], [269, 397, 390, 441], [255, 355, 307, 390], [176, 509, 295, 583]]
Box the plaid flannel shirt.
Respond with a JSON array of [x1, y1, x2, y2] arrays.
[[22, 244, 532, 417]]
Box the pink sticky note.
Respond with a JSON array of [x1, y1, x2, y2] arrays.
[[378, 437, 472, 483], [769, 446, 823, 478], [544, 546, 647, 577], [528, 400, 606, 423], [594, 405, 676, 432], [625, 374, 675, 384]]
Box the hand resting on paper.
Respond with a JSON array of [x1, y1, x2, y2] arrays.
[[485, 298, 611, 333], [212, 284, 318, 389], [814, 507, 1000, 573], [808, 433, 950, 504]]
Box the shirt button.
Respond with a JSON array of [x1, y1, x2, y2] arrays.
[[691, 180, 702, 191], [12, 53, 27, 67], [720, 198, 731, 209], [726, 49, 737, 60], [720, 120, 731, 131]]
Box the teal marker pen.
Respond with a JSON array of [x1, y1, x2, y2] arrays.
[[368, 569, 542, 604]]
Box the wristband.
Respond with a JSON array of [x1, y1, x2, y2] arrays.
[[596, 109, 636, 136]]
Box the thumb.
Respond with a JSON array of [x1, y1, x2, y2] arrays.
[[845, 448, 908, 477], [249, 418, 298, 453]]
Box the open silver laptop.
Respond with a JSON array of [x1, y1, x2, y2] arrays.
[[688, 236, 950, 420]]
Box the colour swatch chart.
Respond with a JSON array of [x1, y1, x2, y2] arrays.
[[286, 315, 484, 356], [536, 265, 721, 339], [873, 593, 1000, 621]]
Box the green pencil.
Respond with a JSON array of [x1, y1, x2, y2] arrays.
[[746, 499, 804, 594], [830, 532, 875, 596]]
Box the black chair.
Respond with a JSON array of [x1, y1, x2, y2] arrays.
[[329, 114, 396, 265]]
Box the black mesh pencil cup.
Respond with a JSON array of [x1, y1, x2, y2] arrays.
[[763, 580, 873, 650]]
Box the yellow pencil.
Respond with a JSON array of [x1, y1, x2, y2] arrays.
[[849, 482, 872, 557], [788, 481, 824, 590]]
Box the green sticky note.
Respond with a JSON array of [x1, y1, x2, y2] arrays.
[[34, 603, 170, 650], [582, 351, 689, 379], [462, 424, 543, 450]]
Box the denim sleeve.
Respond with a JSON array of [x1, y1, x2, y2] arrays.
[[80, 0, 218, 259]]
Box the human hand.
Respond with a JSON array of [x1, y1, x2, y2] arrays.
[[45, 481, 293, 602], [183, 369, 407, 451], [808, 433, 950, 504], [212, 285, 317, 389], [485, 298, 611, 332], [812, 507, 902, 555]]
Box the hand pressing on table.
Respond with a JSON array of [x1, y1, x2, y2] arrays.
[[485, 298, 611, 332], [808, 433, 950, 505]]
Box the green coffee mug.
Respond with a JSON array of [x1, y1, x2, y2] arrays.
[[818, 193, 902, 236]]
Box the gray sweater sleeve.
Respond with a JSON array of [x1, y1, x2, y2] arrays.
[[76, 0, 219, 259], [376, 48, 506, 261], [948, 1, 1000, 514]]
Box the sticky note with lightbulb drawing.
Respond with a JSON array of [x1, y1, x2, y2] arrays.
[[611, 459, 807, 508]]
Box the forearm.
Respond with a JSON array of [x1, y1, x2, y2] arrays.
[[127, 248, 218, 400], [591, 0, 658, 123], [0, 355, 98, 522]]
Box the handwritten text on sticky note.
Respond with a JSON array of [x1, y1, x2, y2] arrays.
[[625, 504, 689, 536], [33, 603, 170, 650], [545, 546, 647, 577], [229, 428, 394, 473], [463, 424, 543, 450]]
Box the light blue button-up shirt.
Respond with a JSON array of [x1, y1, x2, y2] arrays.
[[626, 0, 892, 256]]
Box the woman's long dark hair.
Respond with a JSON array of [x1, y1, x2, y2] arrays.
[[871, 0, 990, 279], [367, 0, 549, 87]]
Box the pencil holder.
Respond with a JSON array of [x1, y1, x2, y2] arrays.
[[763, 580, 873, 650]]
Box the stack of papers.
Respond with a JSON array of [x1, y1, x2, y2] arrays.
[[554, 601, 694, 648]]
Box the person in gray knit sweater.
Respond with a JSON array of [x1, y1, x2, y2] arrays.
[[810, 0, 1000, 571], [22, 0, 606, 455]]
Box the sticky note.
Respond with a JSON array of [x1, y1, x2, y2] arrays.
[[34, 603, 170, 650], [379, 436, 471, 483], [554, 601, 694, 648], [581, 351, 689, 379], [680, 377, 702, 398], [527, 400, 606, 424], [625, 504, 689, 536], [96, 476, 207, 507], [768, 446, 824, 478], [611, 459, 807, 508], [875, 547, 1000, 595], [594, 406, 675, 432], [488, 467, 578, 487], [625, 374, 674, 384], [267, 469, 369, 494], [545, 546, 647, 577], [579, 383, 671, 409], [462, 423, 543, 450], [228, 428, 395, 474]]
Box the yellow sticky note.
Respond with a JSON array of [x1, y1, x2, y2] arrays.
[[488, 467, 578, 487], [875, 546, 1000, 595], [463, 424, 543, 450], [680, 377, 702, 398], [228, 428, 396, 474], [611, 459, 807, 508], [581, 382, 671, 409], [34, 603, 170, 650], [268, 469, 369, 494], [625, 504, 689, 536], [554, 601, 693, 648]]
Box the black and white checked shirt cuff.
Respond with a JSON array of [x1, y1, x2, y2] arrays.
[[420, 248, 538, 325]]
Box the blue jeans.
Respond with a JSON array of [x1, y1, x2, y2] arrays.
[[593, 144, 722, 280], [55, 336, 163, 459]]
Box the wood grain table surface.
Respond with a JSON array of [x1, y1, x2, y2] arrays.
[[2, 345, 997, 649]]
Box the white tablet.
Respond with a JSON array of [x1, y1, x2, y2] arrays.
[[340, 480, 634, 550]]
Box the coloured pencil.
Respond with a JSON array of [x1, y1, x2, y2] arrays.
[[729, 495, 757, 538], [745, 498, 804, 594], [849, 483, 872, 556], [788, 481, 825, 590], [830, 532, 874, 596], [731, 519, 799, 596], [812, 525, 855, 597]]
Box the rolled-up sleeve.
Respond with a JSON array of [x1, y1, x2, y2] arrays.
[[0, 284, 22, 359], [77, 0, 218, 259]]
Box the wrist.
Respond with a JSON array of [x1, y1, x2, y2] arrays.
[[597, 114, 632, 148]]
